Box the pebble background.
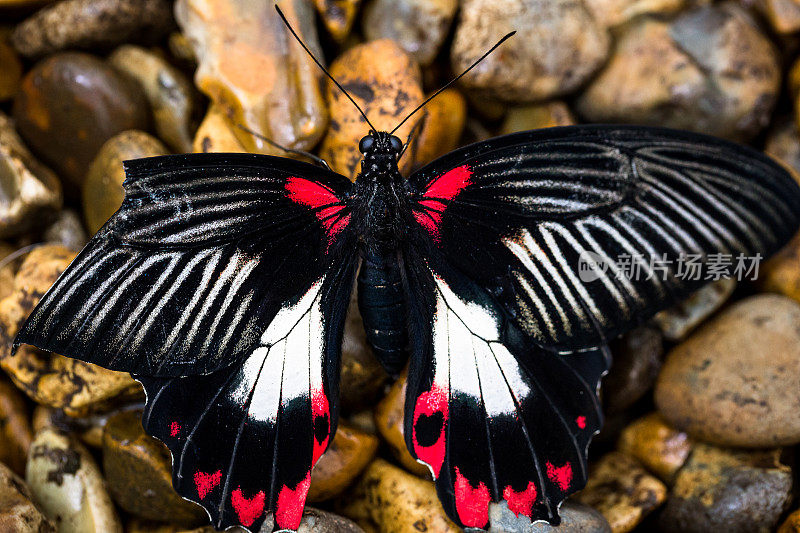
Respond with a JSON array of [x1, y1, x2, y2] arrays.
[[0, 0, 799, 532]]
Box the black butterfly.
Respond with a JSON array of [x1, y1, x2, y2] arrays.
[[12, 13, 800, 533]]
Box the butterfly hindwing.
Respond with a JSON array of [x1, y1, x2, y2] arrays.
[[15, 153, 354, 377]]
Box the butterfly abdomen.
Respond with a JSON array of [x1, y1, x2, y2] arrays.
[[357, 249, 409, 376]]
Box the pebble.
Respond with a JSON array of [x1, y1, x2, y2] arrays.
[[373, 372, 431, 477], [175, 0, 327, 155], [451, 0, 609, 102], [574, 452, 667, 533], [0, 111, 63, 239], [500, 101, 576, 136], [412, 88, 467, 166], [340, 295, 389, 411], [108, 45, 196, 153], [653, 278, 735, 342], [0, 461, 55, 532], [11, 0, 173, 58], [779, 510, 800, 533], [576, 4, 780, 142], [83, 130, 167, 235], [604, 325, 664, 413], [586, 0, 686, 29], [0, 35, 22, 101], [101, 410, 206, 525], [12, 52, 149, 192], [314, 0, 362, 41], [42, 209, 88, 251], [758, 231, 800, 304], [659, 444, 792, 533], [488, 500, 611, 532], [0, 379, 33, 476], [192, 104, 247, 154], [308, 421, 378, 502], [337, 459, 459, 533], [0, 245, 141, 416], [617, 413, 692, 483], [655, 294, 800, 447], [0, 243, 15, 302], [753, 0, 800, 34], [319, 39, 424, 180], [363, 0, 458, 66], [766, 118, 800, 178], [26, 428, 122, 533]]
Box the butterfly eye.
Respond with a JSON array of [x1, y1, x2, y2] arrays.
[[390, 135, 403, 153], [359, 136, 375, 153]]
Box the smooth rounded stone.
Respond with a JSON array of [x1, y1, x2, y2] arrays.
[[363, 0, 457, 66], [0, 111, 63, 239], [319, 39, 424, 180], [32, 405, 109, 449], [108, 46, 196, 153], [26, 428, 122, 533], [175, 0, 327, 155], [373, 373, 431, 478], [83, 130, 167, 234], [585, 0, 686, 29], [102, 410, 206, 525], [0, 245, 141, 416], [500, 101, 575, 135], [0, 242, 15, 302], [307, 421, 378, 502], [577, 4, 780, 142], [43, 209, 88, 251], [575, 452, 667, 533], [767, 118, 800, 178], [173, 507, 362, 533], [12, 52, 149, 192], [655, 294, 800, 447], [0, 379, 33, 476], [604, 325, 663, 413], [339, 294, 389, 412], [653, 278, 735, 342], [451, 0, 609, 102], [753, 0, 800, 34], [0, 36, 22, 101], [659, 444, 792, 533], [758, 231, 800, 303], [192, 104, 247, 153], [0, 461, 55, 532], [10, 0, 173, 58], [617, 412, 692, 483], [167, 32, 197, 68], [337, 459, 459, 533], [314, 0, 362, 41], [779, 510, 800, 533], [488, 500, 611, 533], [412, 88, 467, 165]]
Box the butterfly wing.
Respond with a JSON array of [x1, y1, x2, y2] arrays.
[[403, 125, 800, 527], [15, 153, 354, 377]]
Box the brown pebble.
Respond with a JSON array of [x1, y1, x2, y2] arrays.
[[319, 39, 424, 180], [0, 461, 55, 532], [411, 88, 467, 166], [340, 295, 389, 412], [499, 101, 575, 135], [779, 509, 800, 533], [766, 118, 800, 179], [314, 0, 362, 41], [758, 230, 800, 304], [11, 0, 173, 58], [617, 412, 692, 483], [308, 421, 378, 502], [192, 104, 247, 154], [83, 130, 167, 234], [102, 410, 207, 525], [753, 0, 800, 34], [0, 379, 33, 476], [12, 52, 149, 192], [653, 278, 735, 342], [575, 452, 667, 533], [0, 35, 22, 101], [655, 294, 800, 447], [604, 325, 664, 413], [586, 0, 686, 29]]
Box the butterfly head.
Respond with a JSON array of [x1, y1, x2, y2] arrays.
[[359, 131, 403, 176]]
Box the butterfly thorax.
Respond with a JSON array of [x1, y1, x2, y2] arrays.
[[352, 131, 410, 252]]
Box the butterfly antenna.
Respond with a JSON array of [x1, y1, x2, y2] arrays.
[[231, 119, 331, 169], [389, 31, 516, 136], [275, 5, 377, 132]]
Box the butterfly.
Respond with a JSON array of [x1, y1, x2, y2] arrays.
[[11, 10, 800, 533]]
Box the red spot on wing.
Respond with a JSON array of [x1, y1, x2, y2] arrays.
[[311, 388, 330, 464], [275, 472, 312, 530], [414, 165, 472, 241], [411, 384, 449, 477], [193, 470, 221, 500], [231, 487, 266, 527], [576, 416, 586, 429], [169, 421, 181, 437], [285, 177, 350, 243], [454, 467, 490, 528], [503, 482, 538, 518], [546, 461, 573, 491]]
